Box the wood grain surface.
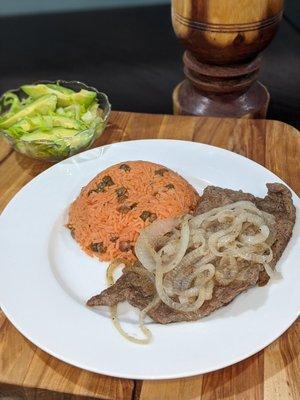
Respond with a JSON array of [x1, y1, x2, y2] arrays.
[[0, 111, 299, 400]]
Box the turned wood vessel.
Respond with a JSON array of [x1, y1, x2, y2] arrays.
[[172, 0, 284, 118]]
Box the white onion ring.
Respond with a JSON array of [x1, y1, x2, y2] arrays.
[[107, 260, 159, 344], [110, 200, 276, 343], [215, 256, 238, 286], [135, 218, 179, 271], [160, 219, 190, 273], [240, 224, 270, 245], [190, 201, 262, 228], [263, 263, 282, 281]]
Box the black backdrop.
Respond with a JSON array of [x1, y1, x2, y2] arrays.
[[0, 1, 299, 128]]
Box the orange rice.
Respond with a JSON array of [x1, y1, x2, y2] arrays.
[[68, 161, 199, 261]]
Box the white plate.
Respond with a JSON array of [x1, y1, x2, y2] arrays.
[[0, 140, 299, 380]]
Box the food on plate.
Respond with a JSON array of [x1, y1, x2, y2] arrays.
[[87, 183, 295, 343], [0, 82, 105, 160], [68, 161, 199, 262]]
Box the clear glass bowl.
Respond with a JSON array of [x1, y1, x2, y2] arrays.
[[0, 80, 111, 162]]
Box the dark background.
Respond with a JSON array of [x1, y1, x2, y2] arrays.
[[0, 1, 299, 128]]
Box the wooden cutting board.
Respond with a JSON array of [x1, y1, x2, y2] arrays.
[[0, 111, 299, 400]]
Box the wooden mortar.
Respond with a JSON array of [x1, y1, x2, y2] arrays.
[[172, 0, 284, 118]]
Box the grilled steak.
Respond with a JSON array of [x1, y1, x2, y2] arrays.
[[87, 183, 296, 324]]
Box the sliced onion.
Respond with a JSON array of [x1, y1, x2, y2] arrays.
[[217, 210, 236, 223], [194, 264, 216, 285], [179, 295, 189, 304], [107, 259, 129, 285], [190, 201, 261, 228], [159, 241, 177, 258], [170, 256, 215, 292], [240, 224, 270, 245], [161, 219, 190, 273], [110, 296, 160, 345], [107, 260, 159, 344], [135, 218, 179, 271], [155, 267, 206, 312], [233, 245, 273, 263], [204, 280, 214, 300], [177, 243, 206, 270], [110, 199, 276, 342], [215, 256, 238, 286], [261, 210, 276, 226], [263, 263, 282, 281]]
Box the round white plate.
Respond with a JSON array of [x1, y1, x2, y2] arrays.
[[0, 140, 299, 380]]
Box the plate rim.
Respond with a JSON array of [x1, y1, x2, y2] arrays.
[[0, 302, 298, 380]]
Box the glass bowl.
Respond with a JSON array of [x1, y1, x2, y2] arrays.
[[0, 80, 111, 162]]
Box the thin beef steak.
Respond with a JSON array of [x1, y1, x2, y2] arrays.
[[87, 183, 295, 324]]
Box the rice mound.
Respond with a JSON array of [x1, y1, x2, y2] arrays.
[[68, 160, 199, 261]]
